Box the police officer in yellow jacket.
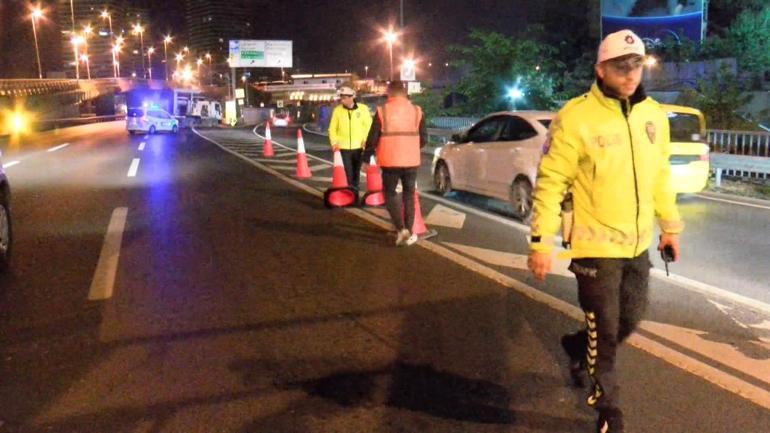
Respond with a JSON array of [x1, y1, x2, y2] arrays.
[[328, 86, 373, 193], [527, 30, 683, 433]]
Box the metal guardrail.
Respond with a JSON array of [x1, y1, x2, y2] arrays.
[[430, 117, 479, 130], [711, 153, 770, 186], [707, 129, 770, 157]]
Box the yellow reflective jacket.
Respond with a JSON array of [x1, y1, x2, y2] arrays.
[[328, 102, 373, 150], [530, 82, 683, 258]]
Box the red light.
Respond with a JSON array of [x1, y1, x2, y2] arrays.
[[699, 153, 709, 162]]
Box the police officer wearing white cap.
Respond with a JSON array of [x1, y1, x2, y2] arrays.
[[528, 29, 684, 433], [328, 86, 372, 194]]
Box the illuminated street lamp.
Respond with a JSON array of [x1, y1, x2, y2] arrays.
[[175, 52, 184, 70], [112, 45, 121, 77], [147, 47, 155, 79], [205, 53, 212, 84], [163, 35, 173, 80], [132, 23, 145, 77], [507, 87, 523, 110], [645, 55, 658, 67], [30, 7, 44, 79], [364, 65, 369, 78], [383, 30, 398, 81], [115, 36, 124, 77], [80, 54, 91, 80], [196, 58, 203, 78]]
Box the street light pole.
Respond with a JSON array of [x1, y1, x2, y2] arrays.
[[31, 8, 43, 79], [163, 35, 172, 81], [147, 47, 155, 80], [81, 54, 91, 80], [205, 53, 212, 85], [71, 36, 81, 81], [133, 24, 145, 78]]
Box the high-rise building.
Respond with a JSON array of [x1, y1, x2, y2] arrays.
[[184, 0, 254, 63], [56, 0, 150, 79]]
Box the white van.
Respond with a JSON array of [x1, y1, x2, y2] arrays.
[[127, 107, 179, 135]]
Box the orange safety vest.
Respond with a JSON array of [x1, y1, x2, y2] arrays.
[[376, 96, 422, 167]]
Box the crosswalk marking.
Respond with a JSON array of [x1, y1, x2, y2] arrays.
[[425, 204, 466, 229]]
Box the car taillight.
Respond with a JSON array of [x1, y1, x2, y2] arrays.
[[699, 152, 709, 162]]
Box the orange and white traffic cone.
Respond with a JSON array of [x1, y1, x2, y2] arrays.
[[323, 149, 357, 208], [402, 188, 438, 240], [295, 129, 311, 179], [263, 121, 274, 157], [362, 155, 385, 207]]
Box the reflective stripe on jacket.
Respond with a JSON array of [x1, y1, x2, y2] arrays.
[[375, 96, 423, 167], [530, 82, 683, 258], [328, 103, 372, 150]]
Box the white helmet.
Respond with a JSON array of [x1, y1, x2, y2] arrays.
[[337, 86, 356, 98]]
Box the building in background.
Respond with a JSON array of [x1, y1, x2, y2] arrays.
[[184, 0, 254, 65]]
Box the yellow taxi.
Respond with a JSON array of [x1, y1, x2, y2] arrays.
[[662, 104, 710, 193]]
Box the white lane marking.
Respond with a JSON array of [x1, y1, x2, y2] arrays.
[[443, 242, 573, 277], [47, 143, 70, 152], [127, 158, 140, 177], [194, 127, 770, 410], [88, 207, 128, 301], [309, 164, 330, 172], [749, 320, 770, 331], [642, 321, 770, 386], [425, 204, 466, 229], [707, 299, 749, 329], [696, 193, 770, 211], [138, 142, 146, 151], [2, 161, 20, 169]]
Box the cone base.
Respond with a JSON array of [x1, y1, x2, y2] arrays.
[[324, 187, 358, 208], [362, 191, 385, 207]]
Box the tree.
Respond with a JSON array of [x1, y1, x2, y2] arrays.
[[725, 6, 770, 76], [447, 30, 562, 116], [677, 64, 754, 130]]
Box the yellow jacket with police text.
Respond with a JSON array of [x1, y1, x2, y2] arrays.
[[328, 103, 372, 150], [530, 83, 683, 258]]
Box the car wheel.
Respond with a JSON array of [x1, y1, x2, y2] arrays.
[[172, 125, 178, 134], [509, 177, 533, 221], [0, 195, 11, 272], [434, 162, 452, 195], [149, 125, 156, 135]]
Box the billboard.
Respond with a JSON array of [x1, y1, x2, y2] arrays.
[[601, 0, 705, 44], [228, 40, 293, 68]]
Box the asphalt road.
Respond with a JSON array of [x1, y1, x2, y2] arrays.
[[0, 121, 767, 432]]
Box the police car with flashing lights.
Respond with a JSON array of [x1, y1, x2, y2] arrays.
[[0, 152, 12, 271], [126, 106, 179, 135]]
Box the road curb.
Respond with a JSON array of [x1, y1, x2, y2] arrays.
[[697, 190, 770, 207]]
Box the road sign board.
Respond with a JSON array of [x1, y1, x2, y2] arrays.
[[228, 40, 293, 68], [400, 63, 416, 81]]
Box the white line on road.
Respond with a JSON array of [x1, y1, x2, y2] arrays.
[[138, 142, 146, 151], [47, 143, 70, 152], [127, 158, 140, 177], [696, 193, 770, 211], [88, 207, 128, 301], [1, 160, 20, 169], [195, 126, 770, 410]]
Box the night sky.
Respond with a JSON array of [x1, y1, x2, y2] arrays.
[[1, 0, 551, 79]]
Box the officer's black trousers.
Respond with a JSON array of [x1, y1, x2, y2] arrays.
[[568, 251, 651, 412]]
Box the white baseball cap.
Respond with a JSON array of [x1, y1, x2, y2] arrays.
[[597, 30, 645, 63], [337, 86, 356, 97]]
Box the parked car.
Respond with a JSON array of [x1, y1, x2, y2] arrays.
[[272, 112, 291, 127], [126, 107, 179, 135], [432, 111, 556, 220], [0, 156, 12, 271], [662, 104, 710, 194]]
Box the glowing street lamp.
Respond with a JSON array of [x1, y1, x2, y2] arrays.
[[175, 52, 184, 69], [163, 35, 173, 80], [645, 55, 658, 67], [205, 53, 212, 85], [147, 47, 155, 79], [382, 30, 398, 81], [507, 87, 523, 110], [364, 65, 369, 78], [112, 45, 121, 77], [71, 35, 83, 80], [196, 58, 203, 77], [132, 23, 145, 77], [30, 7, 44, 79]]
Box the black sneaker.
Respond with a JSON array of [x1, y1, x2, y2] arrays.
[[561, 331, 587, 388], [596, 409, 625, 433]]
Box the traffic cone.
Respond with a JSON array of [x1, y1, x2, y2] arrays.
[[362, 155, 385, 207], [295, 129, 311, 179], [323, 149, 357, 208], [402, 188, 438, 240], [263, 121, 274, 157]]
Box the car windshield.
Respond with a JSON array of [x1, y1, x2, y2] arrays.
[[668, 112, 702, 142], [538, 119, 551, 129]]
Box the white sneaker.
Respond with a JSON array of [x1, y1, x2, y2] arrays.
[[405, 233, 419, 246], [395, 229, 410, 246]]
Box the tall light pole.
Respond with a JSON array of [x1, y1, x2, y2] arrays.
[[147, 47, 155, 80], [80, 54, 91, 80], [115, 36, 124, 77], [71, 35, 82, 80], [30, 7, 44, 79], [196, 58, 203, 79], [100, 11, 116, 78], [163, 35, 172, 81], [383, 30, 397, 81], [205, 53, 212, 85], [365, 65, 369, 78], [133, 24, 145, 78], [69, 0, 75, 32]]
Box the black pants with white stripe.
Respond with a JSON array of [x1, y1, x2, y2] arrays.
[[568, 251, 651, 412]]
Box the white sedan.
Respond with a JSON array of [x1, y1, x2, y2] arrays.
[[432, 111, 555, 220]]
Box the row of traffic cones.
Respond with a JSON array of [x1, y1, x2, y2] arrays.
[[261, 121, 431, 238]]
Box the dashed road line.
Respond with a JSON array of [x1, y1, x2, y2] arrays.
[[138, 142, 146, 151], [2, 160, 20, 169], [47, 143, 70, 152], [127, 158, 140, 177], [88, 207, 128, 301]]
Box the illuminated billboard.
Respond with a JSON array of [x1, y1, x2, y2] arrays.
[[228, 40, 293, 68], [601, 0, 705, 44]]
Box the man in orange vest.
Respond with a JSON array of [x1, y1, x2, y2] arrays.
[[363, 81, 427, 246]]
